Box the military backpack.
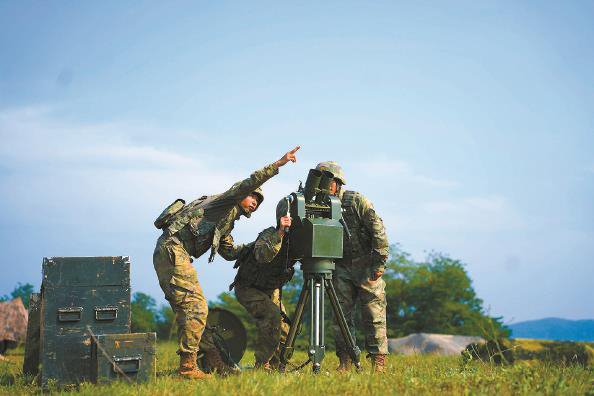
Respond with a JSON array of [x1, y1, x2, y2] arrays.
[[154, 194, 218, 236], [341, 190, 373, 259]]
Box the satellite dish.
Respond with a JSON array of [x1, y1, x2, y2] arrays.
[[197, 307, 247, 371]]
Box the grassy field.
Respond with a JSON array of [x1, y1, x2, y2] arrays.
[[1, 341, 592, 395]]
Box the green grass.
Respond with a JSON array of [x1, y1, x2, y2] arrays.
[[1, 341, 593, 395]]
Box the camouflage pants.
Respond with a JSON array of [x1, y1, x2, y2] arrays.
[[235, 286, 289, 365], [153, 235, 213, 354], [333, 256, 388, 355]]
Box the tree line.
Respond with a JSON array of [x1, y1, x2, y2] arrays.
[[3, 244, 509, 346]]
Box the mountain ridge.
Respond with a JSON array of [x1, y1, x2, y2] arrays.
[[509, 317, 594, 342]]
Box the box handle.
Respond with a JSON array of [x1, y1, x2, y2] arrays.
[[57, 307, 83, 322], [95, 306, 118, 321], [112, 355, 142, 374]]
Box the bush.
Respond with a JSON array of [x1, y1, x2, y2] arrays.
[[462, 339, 516, 365], [463, 339, 594, 367], [516, 341, 593, 367]]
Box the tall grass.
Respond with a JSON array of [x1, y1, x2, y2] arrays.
[[1, 341, 592, 395]]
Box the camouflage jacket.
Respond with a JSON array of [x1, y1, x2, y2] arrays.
[[232, 227, 296, 291], [171, 163, 279, 262], [339, 190, 389, 271]]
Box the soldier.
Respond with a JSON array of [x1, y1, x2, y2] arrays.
[[316, 161, 390, 373], [152, 146, 300, 380], [229, 199, 296, 371]]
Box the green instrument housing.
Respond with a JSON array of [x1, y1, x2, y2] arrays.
[[287, 168, 344, 276], [289, 193, 343, 262]]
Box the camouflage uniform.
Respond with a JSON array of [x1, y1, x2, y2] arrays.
[[153, 163, 279, 355], [232, 226, 295, 366], [334, 190, 389, 357]]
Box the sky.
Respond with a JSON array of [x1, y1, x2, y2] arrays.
[[0, 1, 592, 323]]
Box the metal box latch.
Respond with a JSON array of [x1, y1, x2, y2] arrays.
[[57, 307, 83, 322], [112, 355, 142, 374], [95, 306, 118, 321]]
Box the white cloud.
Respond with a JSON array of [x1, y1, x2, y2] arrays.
[[0, 106, 297, 232], [0, 106, 201, 170], [344, 157, 524, 235], [384, 195, 524, 236], [0, 105, 300, 304], [353, 158, 458, 188]]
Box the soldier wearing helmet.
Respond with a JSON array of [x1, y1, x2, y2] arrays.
[[152, 146, 300, 380], [226, 198, 296, 371], [315, 161, 389, 373]]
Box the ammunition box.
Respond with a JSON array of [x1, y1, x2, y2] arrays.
[[91, 333, 156, 384], [23, 293, 41, 376], [40, 256, 131, 386], [41, 333, 94, 386], [42, 256, 130, 288], [42, 285, 131, 335]]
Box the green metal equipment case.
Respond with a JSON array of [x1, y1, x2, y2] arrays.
[[91, 332, 156, 384], [23, 293, 41, 376], [40, 256, 131, 387]]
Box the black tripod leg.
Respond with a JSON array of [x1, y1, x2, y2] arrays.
[[280, 279, 310, 366], [325, 278, 362, 371]]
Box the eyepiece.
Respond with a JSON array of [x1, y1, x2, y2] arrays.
[[303, 169, 322, 202], [315, 170, 334, 204]]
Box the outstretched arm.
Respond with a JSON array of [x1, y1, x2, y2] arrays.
[[217, 233, 245, 261], [204, 146, 301, 221]]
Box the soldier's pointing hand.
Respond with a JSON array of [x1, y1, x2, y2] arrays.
[[275, 146, 301, 167]]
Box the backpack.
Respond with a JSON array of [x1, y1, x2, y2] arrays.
[[154, 195, 218, 235], [154, 198, 186, 229]]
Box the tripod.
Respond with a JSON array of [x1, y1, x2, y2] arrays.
[[279, 258, 361, 373]]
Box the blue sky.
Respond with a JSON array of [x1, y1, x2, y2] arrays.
[[1, 1, 592, 323]]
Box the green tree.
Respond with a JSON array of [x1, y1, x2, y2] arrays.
[[384, 245, 509, 339], [131, 292, 158, 333], [0, 282, 35, 308], [156, 305, 176, 341], [212, 244, 509, 350]]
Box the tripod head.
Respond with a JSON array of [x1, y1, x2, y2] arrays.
[[285, 169, 344, 273]]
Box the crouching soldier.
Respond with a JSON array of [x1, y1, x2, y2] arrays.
[[316, 161, 390, 373], [229, 200, 296, 371], [152, 146, 300, 380]]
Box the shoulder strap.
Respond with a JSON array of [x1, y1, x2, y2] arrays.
[[342, 190, 359, 219], [165, 194, 219, 236]]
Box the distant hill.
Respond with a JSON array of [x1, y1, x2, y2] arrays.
[[509, 318, 594, 342]]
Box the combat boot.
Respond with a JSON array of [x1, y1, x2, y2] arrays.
[[255, 360, 273, 372], [371, 354, 386, 373], [178, 352, 212, 380], [204, 348, 239, 376], [336, 352, 352, 373]]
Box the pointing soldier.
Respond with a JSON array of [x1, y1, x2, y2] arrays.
[[152, 146, 300, 380], [316, 161, 390, 373]]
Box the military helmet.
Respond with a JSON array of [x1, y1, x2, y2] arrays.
[[251, 187, 264, 207], [315, 161, 346, 185]]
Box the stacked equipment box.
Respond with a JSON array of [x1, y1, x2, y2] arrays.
[[91, 332, 156, 384], [25, 256, 156, 387]]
